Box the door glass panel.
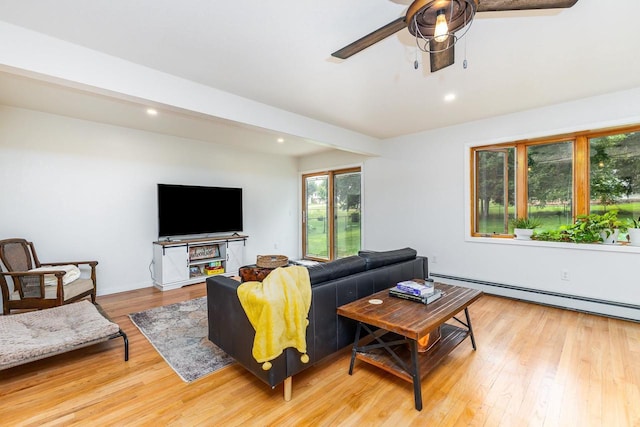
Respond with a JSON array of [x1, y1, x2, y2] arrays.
[[305, 175, 329, 260], [334, 172, 361, 258]]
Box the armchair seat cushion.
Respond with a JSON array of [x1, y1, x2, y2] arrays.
[[11, 278, 94, 301], [29, 264, 81, 286]]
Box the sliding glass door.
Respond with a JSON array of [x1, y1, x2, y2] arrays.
[[303, 168, 361, 261]]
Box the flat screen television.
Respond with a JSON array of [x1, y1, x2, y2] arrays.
[[157, 184, 243, 238]]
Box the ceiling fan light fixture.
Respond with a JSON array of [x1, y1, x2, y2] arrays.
[[407, 0, 477, 54], [331, 0, 580, 73], [434, 9, 449, 42]]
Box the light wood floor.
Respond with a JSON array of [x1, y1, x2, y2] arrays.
[[2, 283, 639, 426]]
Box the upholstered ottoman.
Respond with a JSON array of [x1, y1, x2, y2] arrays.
[[0, 300, 128, 370]]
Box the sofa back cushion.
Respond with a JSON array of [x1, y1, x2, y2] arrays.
[[358, 247, 417, 270], [307, 256, 366, 285]]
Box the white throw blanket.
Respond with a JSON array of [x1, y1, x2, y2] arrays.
[[29, 264, 81, 286]]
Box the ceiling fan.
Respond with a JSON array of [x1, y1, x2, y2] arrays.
[[332, 0, 579, 72]]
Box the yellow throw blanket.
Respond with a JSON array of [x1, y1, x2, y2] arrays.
[[237, 265, 312, 370]]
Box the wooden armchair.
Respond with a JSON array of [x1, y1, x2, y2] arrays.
[[0, 238, 97, 315]]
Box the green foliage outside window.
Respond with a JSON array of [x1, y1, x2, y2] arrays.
[[532, 210, 627, 243]]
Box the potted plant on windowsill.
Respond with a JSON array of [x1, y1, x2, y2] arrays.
[[626, 216, 640, 246], [510, 217, 542, 240], [578, 210, 627, 244], [531, 210, 631, 245]]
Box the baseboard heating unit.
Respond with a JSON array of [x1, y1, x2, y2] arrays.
[[430, 273, 640, 323]]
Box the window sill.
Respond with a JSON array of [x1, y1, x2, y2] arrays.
[[466, 236, 640, 254]]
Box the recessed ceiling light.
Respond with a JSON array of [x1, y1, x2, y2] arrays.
[[146, 108, 158, 116], [444, 93, 456, 102], [277, 138, 285, 144]]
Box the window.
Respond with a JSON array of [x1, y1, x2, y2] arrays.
[[527, 141, 573, 229], [589, 132, 640, 219], [475, 148, 515, 234], [471, 126, 640, 237], [302, 168, 361, 260]]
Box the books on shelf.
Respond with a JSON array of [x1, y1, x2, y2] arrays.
[[389, 287, 443, 305]]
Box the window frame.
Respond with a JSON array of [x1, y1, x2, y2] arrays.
[[470, 124, 640, 238]]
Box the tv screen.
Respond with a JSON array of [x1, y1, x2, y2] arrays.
[[157, 184, 243, 238]]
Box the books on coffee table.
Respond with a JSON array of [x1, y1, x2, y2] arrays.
[[396, 279, 435, 296], [389, 286, 443, 305]]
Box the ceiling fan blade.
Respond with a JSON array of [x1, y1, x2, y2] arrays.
[[332, 17, 406, 59], [477, 0, 579, 12], [429, 40, 455, 73]]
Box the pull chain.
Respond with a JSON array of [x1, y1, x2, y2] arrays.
[[463, 36, 468, 69]]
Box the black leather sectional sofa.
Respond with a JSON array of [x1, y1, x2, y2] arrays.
[[206, 248, 428, 393]]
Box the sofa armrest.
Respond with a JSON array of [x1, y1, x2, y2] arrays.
[[206, 275, 288, 388]]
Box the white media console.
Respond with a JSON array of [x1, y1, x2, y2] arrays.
[[152, 234, 248, 291]]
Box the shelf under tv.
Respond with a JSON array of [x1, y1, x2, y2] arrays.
[[152, 235, 248, 291]]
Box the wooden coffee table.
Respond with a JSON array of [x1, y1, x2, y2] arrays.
[[337, 282, 483, 411]]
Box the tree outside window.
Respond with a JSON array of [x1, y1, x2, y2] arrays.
[[589, 131, 640, 223], [475, 149, 515, 234], [527, 141, 573, 229]]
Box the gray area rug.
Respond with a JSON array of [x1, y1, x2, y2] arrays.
[[129, 297, 234, 382]]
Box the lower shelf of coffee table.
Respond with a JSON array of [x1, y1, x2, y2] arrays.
[[354, 323, 469, 383]]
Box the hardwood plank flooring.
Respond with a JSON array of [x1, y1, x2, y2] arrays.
[[1, 283, 639, 426]]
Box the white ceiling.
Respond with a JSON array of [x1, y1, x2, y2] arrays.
[[1, 0, 640, 147]]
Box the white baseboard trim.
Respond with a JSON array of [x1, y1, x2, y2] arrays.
[[431, 273, 640, 323], [97, 280, 152, 296]]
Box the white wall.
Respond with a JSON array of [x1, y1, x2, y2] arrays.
[[364, 87, 640, 319], [0, 106, 300, 299]]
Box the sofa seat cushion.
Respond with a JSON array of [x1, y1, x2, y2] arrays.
[[358, 248, 417, 270], [307, 256, 366, 286]]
